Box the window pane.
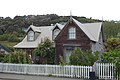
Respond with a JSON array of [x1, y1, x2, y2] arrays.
[[28, 31, 34, 41], [69, 27, 76, 39]]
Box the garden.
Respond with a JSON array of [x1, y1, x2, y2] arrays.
[[0, 38, 120, 79]]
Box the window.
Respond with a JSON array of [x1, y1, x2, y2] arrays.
[[68, 27, 76, 39], [53, 29, 60, 39], [28, 31, 34, 41]]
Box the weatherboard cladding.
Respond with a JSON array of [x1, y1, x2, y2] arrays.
[[55, 20, 91, 63]]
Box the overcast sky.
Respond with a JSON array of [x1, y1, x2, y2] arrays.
[[0, 0, 120, 20]]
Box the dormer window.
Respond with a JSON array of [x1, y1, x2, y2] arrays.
[[28, 30, 34, 41], [53, 29, 60, 39], [68, 27, 76, 39]]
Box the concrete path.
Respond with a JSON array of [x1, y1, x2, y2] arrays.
[[0, 73, 85, 80]]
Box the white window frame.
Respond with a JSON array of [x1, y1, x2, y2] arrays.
[[28, 30, 34, 41], [68, 27, 76, 39]]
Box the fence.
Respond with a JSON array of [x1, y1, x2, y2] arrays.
[[0, 63, 92, 79], [0, 63, 115, 79], [94, 63, 114, 79]]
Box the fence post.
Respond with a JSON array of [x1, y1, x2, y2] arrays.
[[5, 63, 8, 72], [24, 64, 27, 74], [71, 65, 74, 78], [45, 64, 48, 75]]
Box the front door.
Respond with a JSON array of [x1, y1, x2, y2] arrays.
[[64, 47, 73, 63]]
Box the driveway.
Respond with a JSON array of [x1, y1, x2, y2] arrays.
[[0, 73, 85, 80]]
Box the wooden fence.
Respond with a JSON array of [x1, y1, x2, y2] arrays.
[[0, 63, 115, 79], [0, 63, 92, 79], [94, 63, 114, 79]]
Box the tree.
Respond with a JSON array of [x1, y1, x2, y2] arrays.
[[33, 38, 55, 64], [105, 38, 120, 51]]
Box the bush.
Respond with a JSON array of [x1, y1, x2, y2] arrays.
[[3, 51, 33, 64], [69, 48, 99, 66], [102, 50, 120, 78], [33, 38, 55, 64], [0, 54, 5, 62]]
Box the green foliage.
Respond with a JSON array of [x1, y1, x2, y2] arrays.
[[0, 14, 120, 39], [59, 56, 65, 66], [102, 50, 120, 78], [3, 51, 32, 64], [33, 38, 55, 64], [104, 21, 120, 38], [105, 38, 120, 51], [103, 38, 120, 78], [69, 48, 99, 66], [0, 34, 20, 42], [0, 41, 17, 52], [102, 50, 120, 63], [106, 38, 120, 51], [7, 34, 20, 42], [0, 34, 9, 41], [0, 54, 5, 62]]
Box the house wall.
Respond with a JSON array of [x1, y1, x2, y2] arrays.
[[55, 20, 91, 64], [91, 31, 104, 53]]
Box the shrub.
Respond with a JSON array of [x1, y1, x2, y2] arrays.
[[69, 48, 99, 66], [102, 50, 120, 79], [0, 54, 5, 62], [3, 51, 32, 64], [33, 38, 55, 64]]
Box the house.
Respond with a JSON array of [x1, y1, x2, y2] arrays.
[[14, 23, 64, 60], [14, 17, 104, 64], [54, 17, 104, 64], [0, 44, 10, 54]]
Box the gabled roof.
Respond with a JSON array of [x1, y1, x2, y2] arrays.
[[51, 23, 64, 30], [71, 17, 102, 42], [14, 25, 54, 48], [14, 17, 102, 48], [26, 25, 41, 33]]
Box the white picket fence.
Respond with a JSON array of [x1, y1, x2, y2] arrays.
[[94, 63, 114, 79], [0, 63, 92, 79], [0, 63, 115, 79]]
